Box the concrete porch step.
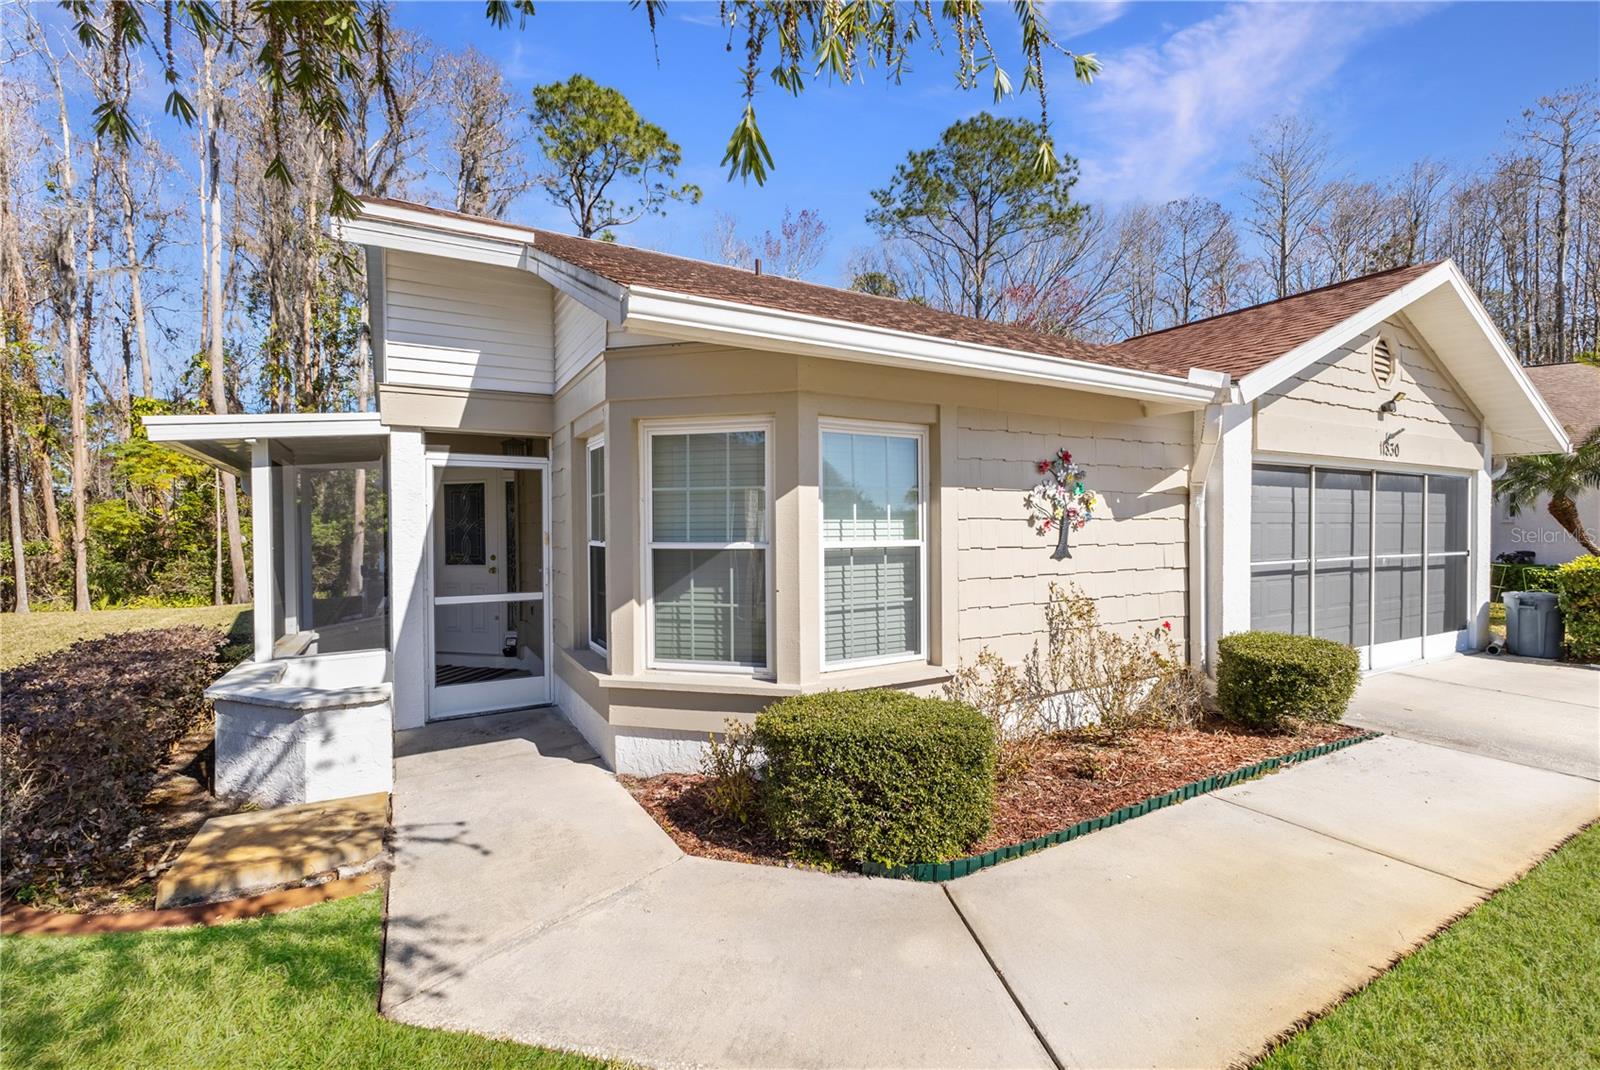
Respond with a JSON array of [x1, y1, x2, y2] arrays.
[[155, 792, 389, 909]]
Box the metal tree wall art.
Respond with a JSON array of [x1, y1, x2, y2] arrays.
[[1025, 448, 1102, 560]]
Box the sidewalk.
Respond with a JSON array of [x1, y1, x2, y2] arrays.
[[382, 685, 1598, 1069]]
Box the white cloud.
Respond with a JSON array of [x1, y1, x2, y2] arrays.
[[1070, 2, 1428, 204], [1048, 1, 1131, 41]]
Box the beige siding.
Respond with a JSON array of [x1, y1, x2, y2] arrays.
[[955, 407, 1192, 664], [553, 293, 606, 390], [383, 250, 555, 393], [1255, 318, 1482, 468]]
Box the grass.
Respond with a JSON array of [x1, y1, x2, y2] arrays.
[[1258, 822, 1600, 1069], [0, 890, 613, 1070], [0, 604, 251, 670]]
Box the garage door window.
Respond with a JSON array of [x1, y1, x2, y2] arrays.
[[1251, 464, 1470, 650]]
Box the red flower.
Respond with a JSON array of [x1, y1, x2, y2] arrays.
[[1041, 518, 1053, 531], [1161, 620, 1172, 631], [1037, 460, 1050, 473]]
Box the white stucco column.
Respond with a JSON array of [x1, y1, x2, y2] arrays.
[[1205, 402, 1255, 669], [250, 439, 275, 663], [1470, 427, 1495, 650], [388, 428, 430, 730]]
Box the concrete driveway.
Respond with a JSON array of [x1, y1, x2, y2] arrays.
[[1345, 654, 1599, 780], [382, 657, 1599, 1070]]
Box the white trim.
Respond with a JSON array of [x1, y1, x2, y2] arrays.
[[624, 287, 1222, 406], [144, 411, 386, 441], [586, 436, 608, 658], [434, 592, 544, 607], [817, 419, 930, 672], [641, 417, 775, 677]]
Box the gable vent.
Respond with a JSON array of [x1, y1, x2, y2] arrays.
[[1371, 336, 1397, 386]]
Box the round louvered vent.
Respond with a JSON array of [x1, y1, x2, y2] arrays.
[[1371, 336, 1397, 386]]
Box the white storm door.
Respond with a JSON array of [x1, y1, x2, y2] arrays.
[[434, 475, 507, 657], [429, 458, 550, 720]]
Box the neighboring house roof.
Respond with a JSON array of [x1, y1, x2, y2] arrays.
[[1106, 262, 1443, 378], [1524, 362, 1600, 442]]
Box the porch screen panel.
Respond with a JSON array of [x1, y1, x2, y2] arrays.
[[650, 430, 767, 668], [1375, 473, 1424, 642], [821, 429, 923, 664], [1250, 466, 1310, 635], [1313, 470, 1372, 646], [1426, 475, 1470, 634]]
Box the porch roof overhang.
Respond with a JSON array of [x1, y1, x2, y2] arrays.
[[142, 412, 388, 477], [1234, 261, 1570, 458]]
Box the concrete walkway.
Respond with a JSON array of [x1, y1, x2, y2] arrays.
[[383, 660, 1599, 1070]]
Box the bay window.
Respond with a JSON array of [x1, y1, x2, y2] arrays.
[[646, 424, 770, 671], [820, 422, 926, 667]]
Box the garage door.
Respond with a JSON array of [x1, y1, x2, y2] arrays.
[[1250, 464, 1470, 669]]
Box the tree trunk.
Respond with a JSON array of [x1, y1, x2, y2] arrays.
[[118, 152, 154, 396], [1548, 494, 1600, 556], [204, 45, 251, 603], [3, 392, 29, 612]]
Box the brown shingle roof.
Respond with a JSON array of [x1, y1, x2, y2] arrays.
[[1524, 362, 1600, 442], [361, 197, 1446, 383], [1106, 261, 1443, 379]]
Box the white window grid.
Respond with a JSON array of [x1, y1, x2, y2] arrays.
[[587, 436, 607, 657], [642, 418, 774, 675], [818, 418, 929, 671]]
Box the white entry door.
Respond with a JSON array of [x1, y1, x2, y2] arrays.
[[429, 457, 549, 719]]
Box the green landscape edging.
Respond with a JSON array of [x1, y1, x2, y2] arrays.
[[861, 730, 1383, 882]]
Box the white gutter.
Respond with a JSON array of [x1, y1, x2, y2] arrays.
[[624, 287, 1219, 407]]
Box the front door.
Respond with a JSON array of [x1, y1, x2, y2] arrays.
[[429, 457, 550, 719]]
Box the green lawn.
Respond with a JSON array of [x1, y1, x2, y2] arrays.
[[1258, 822, 1600, 1069], [0, 604, 252, 670], [1, 890, 612, 1070]]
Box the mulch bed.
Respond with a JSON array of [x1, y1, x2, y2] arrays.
[[11, 725, 241, 914], [620, 718, 1364, 870]]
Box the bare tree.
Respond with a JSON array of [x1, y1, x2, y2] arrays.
[[1111, 205, 1165, 336], [1316, 181, 1385, 283], [1516, 85, 1599, 363], [443, 48, 528, 219], [1243, 115, 1335, 299], [1158, 197, 1234, 325], [706, 207, 830, 279], [202, 39, 249, 603], [36, 21, 92, 610]]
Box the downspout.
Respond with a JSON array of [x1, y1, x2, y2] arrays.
[[1186, 370, 1234, 672]]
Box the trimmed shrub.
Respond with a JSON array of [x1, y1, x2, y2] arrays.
[[1556, 555, 1600, 660], [1, 627, 227, 896], [1215, 631, 1360, 731], [755, 689, 995, 868]]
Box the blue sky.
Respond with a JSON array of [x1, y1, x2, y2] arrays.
[[389, 1, 1600, 283]]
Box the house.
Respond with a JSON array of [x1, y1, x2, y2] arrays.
[[1490, 361, 1600, 565], [145, 197, 1568, 805]]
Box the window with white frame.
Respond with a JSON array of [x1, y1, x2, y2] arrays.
[[820, 423, 925, 667], [646, 424, 769, 670], [586, 438, 606, 654]]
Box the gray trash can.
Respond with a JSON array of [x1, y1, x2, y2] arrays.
[[1502, 590, 1564, 659]]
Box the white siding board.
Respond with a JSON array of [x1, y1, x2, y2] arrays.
[[955, 406, 1193, 664], [383, 250, 554, 393], [554, 293, 607, 390]]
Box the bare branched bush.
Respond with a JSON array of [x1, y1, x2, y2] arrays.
[[700, 718, 760, 826], [946, 583, 1206, 770]]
